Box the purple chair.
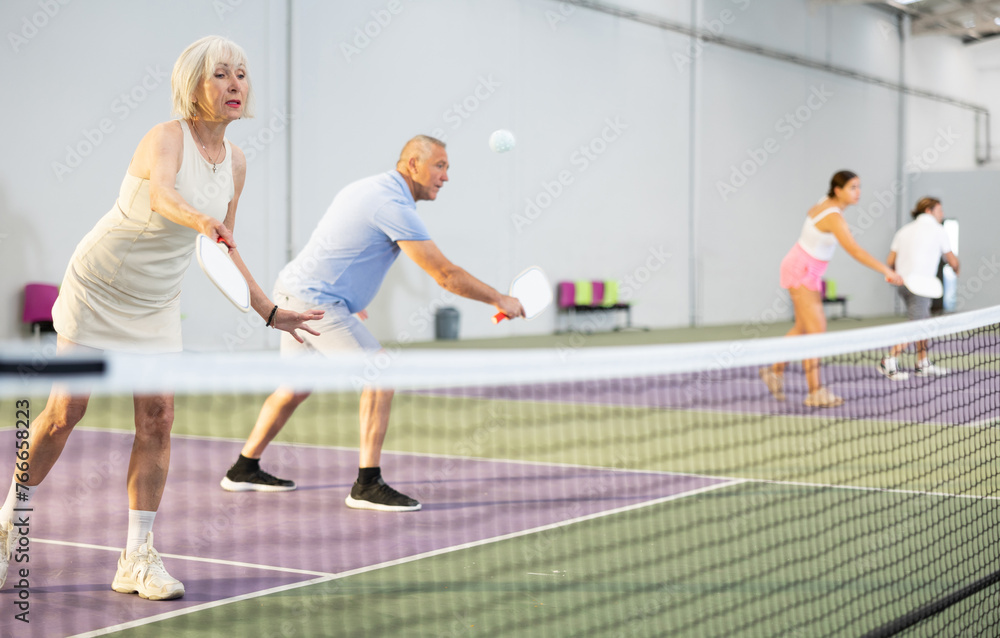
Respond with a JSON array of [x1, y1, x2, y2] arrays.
[[23, 283, 59, 339]]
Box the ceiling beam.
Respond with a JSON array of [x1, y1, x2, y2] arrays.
[[810, 0, 1000, 40]]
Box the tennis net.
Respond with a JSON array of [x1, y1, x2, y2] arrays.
[[1, 305, 998, 637]]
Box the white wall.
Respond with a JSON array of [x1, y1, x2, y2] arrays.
[[968, 36, 1000, 169], [905, 34, 981, 179], [907, 169, 1000, 311], [0, 0, 995, 351]]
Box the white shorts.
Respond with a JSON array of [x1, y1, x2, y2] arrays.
[[273, 286, 381, 356]]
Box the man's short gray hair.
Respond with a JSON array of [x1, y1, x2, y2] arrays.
[[398, 135, 446, 164]]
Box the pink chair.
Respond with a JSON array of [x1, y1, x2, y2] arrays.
[[591, 281, 605, 306], [23, 283, 59, 339], [557, 281, 576, 309]]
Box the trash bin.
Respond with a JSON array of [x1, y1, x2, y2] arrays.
[[435, 307, 460, 340]]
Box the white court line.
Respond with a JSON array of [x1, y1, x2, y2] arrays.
[[751, 478, 1000, 502], [68, 479, 743, 637], [5, 395, 997, 449], [67, 426, 1000, 500], [32, 538, 333, 577], [955, 417, 999, 428], [409, 397, 999, 430], [67, 575, 338, 638]]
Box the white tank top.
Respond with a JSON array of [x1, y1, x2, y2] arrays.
[[72, 120, 234, 301], [796, 206, 839, 261]]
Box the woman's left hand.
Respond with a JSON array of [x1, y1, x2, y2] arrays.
[[271, 307, 325, 343]]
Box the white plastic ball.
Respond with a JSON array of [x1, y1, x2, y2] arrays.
[[489, 129, 516, 153]]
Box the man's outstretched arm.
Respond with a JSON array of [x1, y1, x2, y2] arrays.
[[398, 240, 524, 318]]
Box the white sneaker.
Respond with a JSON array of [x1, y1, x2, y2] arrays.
[[0, 521, 20, 589], [758, 367, 786, 401], [878, 358, 909, 381], [803, 387, 845, 408], [915, 363, 949, 377], [111, 532, 185, 600]]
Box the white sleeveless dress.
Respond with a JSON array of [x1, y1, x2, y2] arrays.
[[52, 120, 234, 353]]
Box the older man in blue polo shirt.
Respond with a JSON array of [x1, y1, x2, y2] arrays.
[[220, 135, 524, 510]]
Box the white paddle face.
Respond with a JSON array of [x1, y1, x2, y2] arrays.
[[509, 267, 552, 320], [195, 234, 251, 312], [904, 274, 943, 299]]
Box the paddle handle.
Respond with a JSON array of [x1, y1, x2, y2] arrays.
[[492, 312, 509, 324], [216, 236, 233, 251]]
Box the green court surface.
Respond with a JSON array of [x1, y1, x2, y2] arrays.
[[107, 482, 998, 637]]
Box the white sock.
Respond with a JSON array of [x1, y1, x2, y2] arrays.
[[883, 357, 897, 372], [126, 510, 157, 555], [0, 480, 37, 527], [918, 358, 929, 369]]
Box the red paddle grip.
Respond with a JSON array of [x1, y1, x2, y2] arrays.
[[493, 312, 509, 324]]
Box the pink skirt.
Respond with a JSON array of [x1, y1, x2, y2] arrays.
[[779, 244, 828, 292]]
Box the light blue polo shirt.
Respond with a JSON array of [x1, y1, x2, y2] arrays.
[[276, 171, 431, 313]]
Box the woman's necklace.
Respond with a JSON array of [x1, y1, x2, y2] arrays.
[[190, 120, 223, 173]]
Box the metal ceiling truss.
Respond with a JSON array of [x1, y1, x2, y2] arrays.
[[815, 0, 1000, 42]]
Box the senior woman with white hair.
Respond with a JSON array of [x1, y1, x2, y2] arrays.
[[0, 36, 322, 600]]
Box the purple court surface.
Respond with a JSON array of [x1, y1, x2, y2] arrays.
[[0, 429, 723, 637], [423, 364, 999, 425]]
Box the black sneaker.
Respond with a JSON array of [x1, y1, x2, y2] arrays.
[[220, 468, 296, 492], [345, 478, 421, 512]]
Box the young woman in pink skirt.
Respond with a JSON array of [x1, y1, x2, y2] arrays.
[[760, 170, 903, 407]]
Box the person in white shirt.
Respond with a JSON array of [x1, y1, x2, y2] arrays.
[[878, 197, 960, 380]]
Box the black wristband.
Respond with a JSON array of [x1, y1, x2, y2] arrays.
[[266, 305, 278, 328]]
